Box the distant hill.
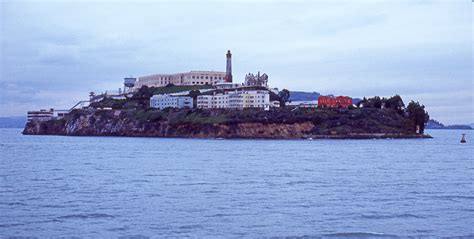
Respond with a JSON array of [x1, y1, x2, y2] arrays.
[[289, 91, 320, 102], [0, 116, 26, 128], [289, 91, 361, 104], [425, 119, 472, 130], [445, 125, 473, 130]]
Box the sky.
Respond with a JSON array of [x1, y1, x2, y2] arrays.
[[0, 0, 472, 124]]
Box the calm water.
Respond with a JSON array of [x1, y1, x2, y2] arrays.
[[0, 129, 473, 237]]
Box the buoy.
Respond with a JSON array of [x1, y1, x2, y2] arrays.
[[460, 134, 466, 143]]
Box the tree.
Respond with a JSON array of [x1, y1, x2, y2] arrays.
[[357, 97, 367, 108], [278, 89, 290, 107], [385, 95, 405, 113], [188, 90, 201, 108], [406, 101, 429, 134], [372, 96, 382, 108], [134, 85, 152, 99]]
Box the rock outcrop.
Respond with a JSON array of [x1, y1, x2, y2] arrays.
[[23, 108, 431, 139]]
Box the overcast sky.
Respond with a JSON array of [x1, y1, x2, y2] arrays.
[[0, 0, 472, 124]]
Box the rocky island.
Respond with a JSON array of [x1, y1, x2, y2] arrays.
[[23, 91, 431, 139], [23, 50, 431, 139]]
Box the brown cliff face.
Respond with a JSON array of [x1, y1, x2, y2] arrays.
[[23, 108, 430, 139], [23, 116, 315, 139]]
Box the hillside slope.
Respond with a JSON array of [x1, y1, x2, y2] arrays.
[[23, 108, 430, 139]]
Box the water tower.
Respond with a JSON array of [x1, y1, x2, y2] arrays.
[[124, 77, 137, 93]]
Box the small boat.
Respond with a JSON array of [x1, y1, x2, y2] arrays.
[[460, 134, 466, 143]]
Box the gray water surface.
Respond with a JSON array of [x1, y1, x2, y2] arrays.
[[0, 129, 473, 237]]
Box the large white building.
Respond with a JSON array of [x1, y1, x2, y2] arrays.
[[150, 94, 193, 110], [137, 71, 227, 88], [136, 50, 234, 89], [197, 90, 272, 110]]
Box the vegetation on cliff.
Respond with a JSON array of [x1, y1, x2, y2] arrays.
[[24, 106, 428, 138], [24, 90, 431, 138], [357, 95, 429, 133]]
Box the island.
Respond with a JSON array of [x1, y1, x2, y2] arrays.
[[22, 50, 431, 139], [23, 86, 431, 139]]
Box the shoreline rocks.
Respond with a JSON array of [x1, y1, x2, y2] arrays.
[[23, 108, 431, 139]]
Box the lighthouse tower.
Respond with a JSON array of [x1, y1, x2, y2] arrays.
[[225, 50, 233, 82]]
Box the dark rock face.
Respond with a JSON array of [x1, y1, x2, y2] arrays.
[[23, 108, 430, 139]]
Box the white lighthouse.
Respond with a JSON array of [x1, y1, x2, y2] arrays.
[[225, 50, 233, 83]]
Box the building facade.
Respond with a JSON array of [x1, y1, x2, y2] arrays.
[[244, 71, 268, 87], [136, 50, 233, 89], [27, 109, 54, 122], [150, 94, 193, 110], [318, 96, 352, 108], [196, 90, 271, 110], [137, 71, 227, 88]]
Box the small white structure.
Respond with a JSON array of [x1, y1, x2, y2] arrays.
[[287, 100, 318, 108], [197, 90, 272, 110], [271, 101, 281, 108], [27, 109, 54, 122], [214, 82, 242, 90], [150, 94, 193, 110], [27, 108, 71, 122]]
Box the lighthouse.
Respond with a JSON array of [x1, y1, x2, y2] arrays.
[[225, 50, 233, 82]]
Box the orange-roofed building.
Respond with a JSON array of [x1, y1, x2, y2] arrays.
[[318, 95, 352, 108]]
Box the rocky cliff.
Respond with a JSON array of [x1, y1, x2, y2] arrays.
[[23, 108, 431, 139]]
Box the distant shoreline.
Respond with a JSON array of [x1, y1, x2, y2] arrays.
[[426, 127, 473, 130]]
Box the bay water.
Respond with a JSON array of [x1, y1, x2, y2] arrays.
[[0, 129, 473, 237]]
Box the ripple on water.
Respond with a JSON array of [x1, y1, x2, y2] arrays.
[[118, 235, 150, 239], [0, 223, 26, 228], [1, 129, 473, 237], [433, 195, 474, 201], [56, 213, 115, 220], [130, 179, 150, 183], [178, 224, 204, 230], [359, 213, 426, 220], [320, 232, 398, 238]]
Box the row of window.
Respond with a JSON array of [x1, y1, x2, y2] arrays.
[[191, 75, 224, 80], [191, 82, 210, 85]]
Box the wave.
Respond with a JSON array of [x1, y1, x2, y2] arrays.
[[434, 195, 474, 201], [0, 223, 26, 228], [0, 202, 27, 206], [130, 179, 150, 183], [178, 224, 204, 230], [118, 234, 149, 239], [57, 213, 115, 220], [40, 204, 66, 208], [360, 213, 425, 220], [273, 232, 399, 238], [321, 232, 398, 238]]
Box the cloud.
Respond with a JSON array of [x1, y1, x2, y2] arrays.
[[35, 43, 80, 65], [0, 1, 472, 124]]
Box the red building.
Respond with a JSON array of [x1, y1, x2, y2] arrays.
[[318, 95, 352, 108]]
